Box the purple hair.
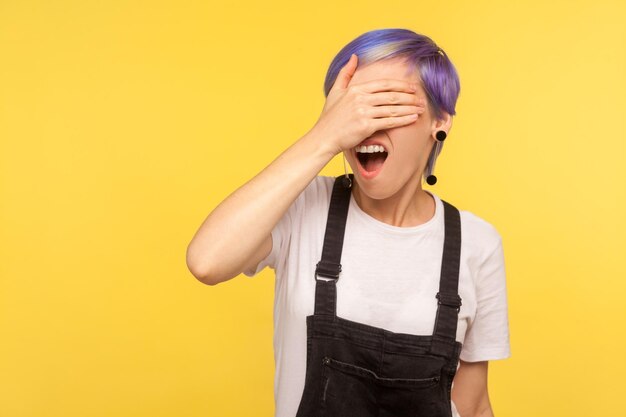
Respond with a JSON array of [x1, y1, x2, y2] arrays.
[[323, 28, 460, 183]]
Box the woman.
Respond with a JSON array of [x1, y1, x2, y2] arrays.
[[187, 28, 511, 417]]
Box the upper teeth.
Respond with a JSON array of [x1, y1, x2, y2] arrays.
[[355, 145, 387, 153]]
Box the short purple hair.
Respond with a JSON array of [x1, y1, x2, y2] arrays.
[[323, 28, 460, 183]]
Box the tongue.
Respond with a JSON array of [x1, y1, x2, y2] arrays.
[[364, 153, 386, 172]]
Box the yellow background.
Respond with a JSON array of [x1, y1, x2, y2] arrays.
[[1, 0, 625, 416]]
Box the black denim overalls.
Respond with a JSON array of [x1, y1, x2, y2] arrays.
[[295, 173, 463, 417]]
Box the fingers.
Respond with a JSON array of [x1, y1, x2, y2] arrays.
[[371, 112, 422, 131], [330, 53, 359, 92], [355, 78, 417, 95], [368, 90, 427, 108], [353, 78, 426, 108], [368, 104, 426, 119]]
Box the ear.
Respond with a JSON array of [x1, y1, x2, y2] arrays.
[[431, 111, 453, 138]]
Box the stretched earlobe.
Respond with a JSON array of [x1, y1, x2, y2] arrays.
[[425, 130, 447, 185]]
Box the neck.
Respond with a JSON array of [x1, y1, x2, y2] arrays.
[[352, 177, 435, 228]]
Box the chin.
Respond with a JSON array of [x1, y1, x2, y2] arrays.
[[353, 174, 400, 200], [358, 167, 422, 197]]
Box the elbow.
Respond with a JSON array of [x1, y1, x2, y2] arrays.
[[476, 405, 495, 417], [190, 266, 220, 286], [186, 245, 221, 286], [187, 260, 217, 286]]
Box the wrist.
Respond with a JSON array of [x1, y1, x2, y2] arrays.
[[303, 125, 340, 161]]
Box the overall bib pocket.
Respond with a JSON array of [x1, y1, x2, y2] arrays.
[[322, 356, 441, 389]]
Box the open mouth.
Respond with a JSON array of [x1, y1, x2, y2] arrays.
[[356, 150, 388, 172]]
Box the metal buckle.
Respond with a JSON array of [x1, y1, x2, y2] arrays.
[[315, 261, 341, 281], [436, 292, 462, 312]]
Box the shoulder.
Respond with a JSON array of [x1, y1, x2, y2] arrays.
[[284, 175, 336, 219], [299, 175, 336, 205], [445, 202, 506, 287], [307, 175, 335, 194], [441, 199, 503, 263], [460, 209, 502, 246]]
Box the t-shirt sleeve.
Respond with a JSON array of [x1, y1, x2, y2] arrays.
[[241, 219, 288, 277], [460, 235, 512, 362], [242, 178, 312, 278]]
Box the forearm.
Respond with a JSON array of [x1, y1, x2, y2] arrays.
[[186, 127, 336, 281]]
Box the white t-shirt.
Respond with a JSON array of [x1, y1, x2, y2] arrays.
[[244, 175, 511, 417]]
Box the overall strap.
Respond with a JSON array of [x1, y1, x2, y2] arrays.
[[428, 199, 463, 358], [313, 174, 353, 316]]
